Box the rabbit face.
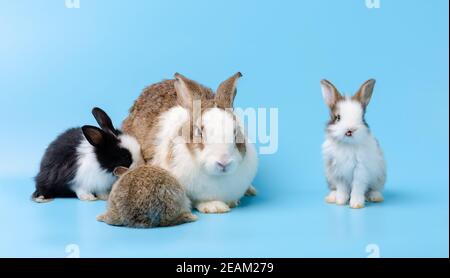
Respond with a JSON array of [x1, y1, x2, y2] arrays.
[[327, 99, 370, 144], [196, 107, 245, 176], [169, 72, 247, 177], [321, 79, 376, 144], [82, 107, 144, 173]]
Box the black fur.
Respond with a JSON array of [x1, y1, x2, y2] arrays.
[[92, 107, 121, 136], [33, 128, 83, 199], [88, 127, 133, 173]]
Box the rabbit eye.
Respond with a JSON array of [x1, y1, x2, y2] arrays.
[[335, 114, 341, 122]]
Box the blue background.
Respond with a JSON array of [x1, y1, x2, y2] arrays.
[[0, 0, 448, 258]]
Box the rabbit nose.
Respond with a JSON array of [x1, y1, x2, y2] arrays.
[[216, 160, 231, 172], [345, 129, 356, 137]]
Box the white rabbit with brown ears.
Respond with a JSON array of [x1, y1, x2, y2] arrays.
[[122, 73, 258, 214], [320, 79, 386, 209]]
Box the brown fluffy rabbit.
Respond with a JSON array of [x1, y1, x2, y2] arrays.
[[97, 165, 197, 228]]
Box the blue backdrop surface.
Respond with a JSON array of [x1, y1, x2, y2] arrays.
[[0, 0, 448, 257]]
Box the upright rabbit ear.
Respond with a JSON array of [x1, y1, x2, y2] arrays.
[[174, 73, 203, 110], [82, 125, 105, 147], [113, 166, 128, 177], [353, 79, 376, 108], [215, 72, 242, 109], [92, 107, 117, 136], [320, 79, 342, 109]]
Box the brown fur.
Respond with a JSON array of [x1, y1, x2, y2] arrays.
[[122, 80, 179, 162], [122, 73, 247, 163], [97, 165, 196, 228], [166, 141, 175, 165], [322, 80, 344, 114], [352, 79, 376, 109], [215, 72, 242, 109], [321, 80, 344, 127]]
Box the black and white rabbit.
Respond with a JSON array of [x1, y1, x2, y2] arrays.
[[32, 107, 143, 202]]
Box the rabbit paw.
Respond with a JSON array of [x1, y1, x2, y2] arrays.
[[180, 213, 198, 223], [350, 195, 366, 209], [245, 185, 257, 196], [367, 191, 384, 203], [325, 190, 337, 203], [335, 191, 350, 205], [33, 195, 54, 203], [196, 201, 231, 214], [77, 192, 98, 201], [96, 193, 109, 201]]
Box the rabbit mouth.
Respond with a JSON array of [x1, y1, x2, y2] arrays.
[[340, 136, 357, 143], [337, 131, 368, 144], [203, 162, 238, 176], [209, 168, 236, 176]]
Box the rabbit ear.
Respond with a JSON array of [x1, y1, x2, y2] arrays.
[[113, 166, 128, 177], [173, 73, 203, 110], [215, 72, 242, 108], [82, 125, 105, 147], [353, 79, 376, 108], [92, 107, 117, 135], [320, 79, 342, 109]]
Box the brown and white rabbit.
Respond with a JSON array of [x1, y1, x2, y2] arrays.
[[97, 165, 197, 228], [122, 73, 258, 214], [320, 79, 386, 209]]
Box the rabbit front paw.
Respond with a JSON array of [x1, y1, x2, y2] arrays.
[[335, 191, 350, 205], [96, 193, 110, 201], [350, 195, 366, 209], [196, 201, 231, 214], [325, 190, 337, 203], [76, 192, 98, 201]]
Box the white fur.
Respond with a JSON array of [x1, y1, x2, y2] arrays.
[[322, 98, 386, 208], [71, 135, 143, 201], [119, 134, 144, 168], [71, 138, 117, 200], [152, 106, 258, 210], [327, 100, 369, 144]]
